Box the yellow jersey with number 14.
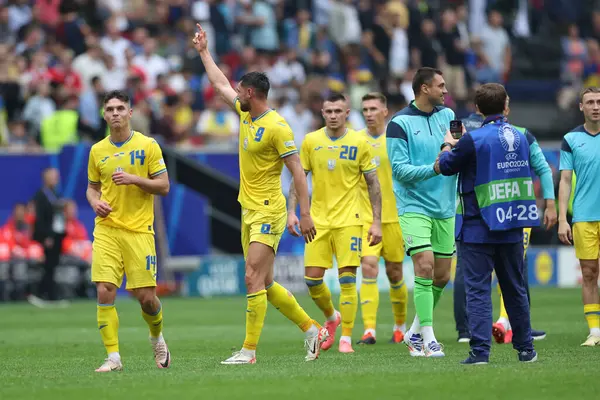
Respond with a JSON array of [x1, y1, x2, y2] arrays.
[[300, 128, 377, 229], [235, 98, 298, 213], [87, 131, 167, 234], [358, 129, 398, 224]]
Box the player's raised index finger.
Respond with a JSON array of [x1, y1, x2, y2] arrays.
[[196, 23, 204, 33]]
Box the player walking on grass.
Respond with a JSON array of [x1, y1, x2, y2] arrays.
[[355, 93, 408, 345], [193, 24, 327, 364], [386, 67, 456, 358], [288, 93, 383, 354], [559, 87, 600, 347], [87, 91, 171, 372]]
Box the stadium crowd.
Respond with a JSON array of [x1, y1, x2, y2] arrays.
[[2, 0, 596, 154]]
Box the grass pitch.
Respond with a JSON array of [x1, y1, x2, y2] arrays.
[[1, 288, 598, 400]]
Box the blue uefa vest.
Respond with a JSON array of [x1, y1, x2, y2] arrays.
[[466, 120, 540, 231]]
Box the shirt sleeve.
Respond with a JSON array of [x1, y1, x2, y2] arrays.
[[386, 120, 437, 182], [272, 123, 298, 158], [87, 149, 100, 184], [559, 137, 574, 171], [359, 139, 377, 174], [438, 133, 475, 176], [148, 140, 167, 177], [233, 97, 242, 116], [526, 130, 555, 200], [300, 136, 311, 172]]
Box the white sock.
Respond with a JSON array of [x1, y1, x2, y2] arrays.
[[497, 317, 509, 330], [591, 327, 600, 336], [150, 333, 164, 344], [421, 326, 437, 344], [305, 324, 319, 337], [394, 323, 406, 333], [364, 328, 376, 337], [408, 315, 421, 336], [340, 335, 352, 344], [241, 347, 256, 358], [108, 352, 121, 362], [326, 310, 339, 322]]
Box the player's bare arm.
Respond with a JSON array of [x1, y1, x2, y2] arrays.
[[112, 170, 170, 196], [286, 155, 316, 243], [364, 171, 382, 246], [192, 23, 237, 110], [86, 182, 112, 217], [558, 169, 573, 245]]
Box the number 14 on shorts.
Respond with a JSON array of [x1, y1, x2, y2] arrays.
[[146, 255, 157, 278]]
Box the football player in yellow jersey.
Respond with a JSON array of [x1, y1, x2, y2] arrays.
[[288, 93, 383, 354], [87, 91, 171, 372], [355, 93, 409, 346], [193, 24, 328, 365]]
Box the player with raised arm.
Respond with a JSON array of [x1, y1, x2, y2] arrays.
[[288, 93, 383, 354], [355, 93, 408, 345], [192, 24, 327, 364], [559, 87, 600, 347], [87, 90, 171, 372]]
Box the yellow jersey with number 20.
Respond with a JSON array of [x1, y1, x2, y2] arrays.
[[87, 131, 167, 234], [301, 128, 377, 229], [357, 129, 398, 224], [235, 98, 298, 213]]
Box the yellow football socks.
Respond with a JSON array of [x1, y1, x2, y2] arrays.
[[267, 281, 317, 332], [584, 304, 600, 332], [360, 277, 379, 331], [97, 303, 119, 355], [499, 291, 509, 320], [389, 279, 408, 326], [339, 272, 358, 337], [305, 276, 335, 319], [242, 290, 267, 351], [142, 301, 163, 338]]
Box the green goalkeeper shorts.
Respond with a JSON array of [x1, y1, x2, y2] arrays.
[[399, 212, 455, 258]]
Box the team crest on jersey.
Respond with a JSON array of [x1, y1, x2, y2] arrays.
[[328, 159, 336, 170], [114, 167, 124, 173], [243, 137, 249, 150]]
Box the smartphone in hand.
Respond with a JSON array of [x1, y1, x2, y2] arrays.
[[450, 120, 463, 139]]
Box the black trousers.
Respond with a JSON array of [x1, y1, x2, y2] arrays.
[[39, 235, 65, 300]]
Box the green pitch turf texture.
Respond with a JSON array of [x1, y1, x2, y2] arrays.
[[1, 288, 598, 400]]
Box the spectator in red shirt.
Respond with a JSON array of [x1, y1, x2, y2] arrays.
[[47, 48, 82, 96]]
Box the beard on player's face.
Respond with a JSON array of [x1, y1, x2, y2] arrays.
[[240, 100, 251, 112]]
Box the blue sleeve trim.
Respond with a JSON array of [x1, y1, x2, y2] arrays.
[[88, 179, 100, 184], [362, 168, 377, 174], [386, 120, 408, 141], [280, 150, 299, 158], [150, 168, 167, 177], [561, 138, 572, 153]]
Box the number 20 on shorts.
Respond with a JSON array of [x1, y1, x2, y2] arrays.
[[350, 237, 362, 252]]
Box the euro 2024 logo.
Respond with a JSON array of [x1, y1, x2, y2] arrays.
[[499, 125, 520, 161]]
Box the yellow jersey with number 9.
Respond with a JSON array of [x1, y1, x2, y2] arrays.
[[300, 128, 377, 229], [87, 131, 167, 234], [357, 129, 398, 224], [235, 98, 298, 213]]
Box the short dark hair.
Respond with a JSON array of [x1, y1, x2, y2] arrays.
[[325, 92, 347, 103], [412, 67, 443, 95], [103, 90, 130, 105], [475, 83, 508, 116], [362, 92, 387, 106], [580, 87, 600, 103], [239, 72, 270, 98]]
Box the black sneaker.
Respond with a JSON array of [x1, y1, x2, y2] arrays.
[[531, 329, 546, 341], [518, 350, 538, 363], [460, 352, 489, 365]]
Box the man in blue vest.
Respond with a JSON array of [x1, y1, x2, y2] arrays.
[[434, 83, 541, 364], [453, 109, 554, 344]]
